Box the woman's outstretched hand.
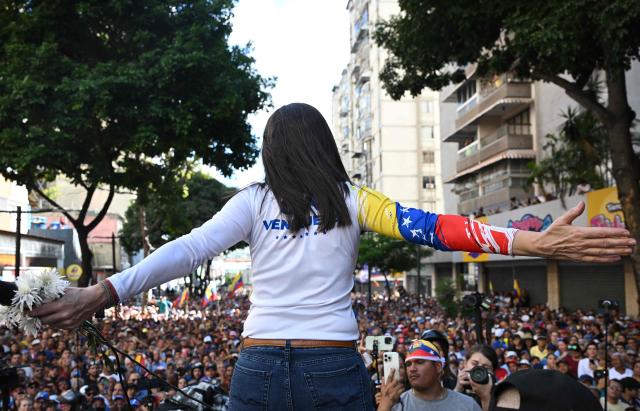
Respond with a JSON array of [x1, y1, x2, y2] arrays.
[[29, 284, 108, 329], [512, 201, 636, 263]]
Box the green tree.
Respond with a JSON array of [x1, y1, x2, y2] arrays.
[[375, 0, 640, 290], [435, 278, 458, 318], [120, 172, 234, 255], [0, 1, 272, 285], [358, 232, 431, 300], [527, 106, 613, 202]]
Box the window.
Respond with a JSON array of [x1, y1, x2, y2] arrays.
[[422, 151, 435, 164], [420, 126, 434, 146], [422, 176, 436, 190], [456, 81, 477, 105], [421, 101, 434, 113], [507, 109, 531, 135]]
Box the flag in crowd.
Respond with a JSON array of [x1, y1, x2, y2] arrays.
[[228, 273, 244, 297], [513, 279, 522, 303], [173, 288, 189, 308], [201, 283, 218, 308]]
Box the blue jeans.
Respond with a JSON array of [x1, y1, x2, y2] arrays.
[[228, 342, 375, 410]]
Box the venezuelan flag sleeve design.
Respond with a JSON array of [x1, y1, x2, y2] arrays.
[[356, 186, 518, 255]]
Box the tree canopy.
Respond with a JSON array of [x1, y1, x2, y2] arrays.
[[358, 232, 431, 298], [375, 0, 640, 105], [0, 0, 272, 285]]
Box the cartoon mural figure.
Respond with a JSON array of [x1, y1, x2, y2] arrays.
[[591, 213, 625, 228], [507, 214, 553, 232]]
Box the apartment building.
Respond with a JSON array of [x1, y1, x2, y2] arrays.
[[333, 0, 454, 215], [442, 68, 536, 215], [333, 0, 462, 296], [438, 61, 640, 314]]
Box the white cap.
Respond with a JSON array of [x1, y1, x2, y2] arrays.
[[521, 315, 530, 322], [506, 351, 518, 358], [203, 336, 213, 343]]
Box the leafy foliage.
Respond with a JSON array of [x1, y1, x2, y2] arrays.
[[527, 107, 613, 197], [357, 232, 431, 298], [374, 0, 640, 99], [0, 1, 271, 284]]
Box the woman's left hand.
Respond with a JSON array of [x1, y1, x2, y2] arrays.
[[29, 284, 108, 329], [512, 201, 636, 262]]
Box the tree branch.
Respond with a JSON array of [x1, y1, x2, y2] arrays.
[[32, 186, 77, 224], [78, 183, 97, 223], [86, 184, 115, 232], [534, 71, 612, 126]]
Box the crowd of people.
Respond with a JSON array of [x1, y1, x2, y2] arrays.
[[2, 288, 640, 410]]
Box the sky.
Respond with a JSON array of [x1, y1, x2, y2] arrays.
[[209, 0, 351, 187]]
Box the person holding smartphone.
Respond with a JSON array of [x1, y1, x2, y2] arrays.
[[379, 340, 481, 411]]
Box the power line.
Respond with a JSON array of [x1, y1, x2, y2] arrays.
[[0, 208, 84, 214]]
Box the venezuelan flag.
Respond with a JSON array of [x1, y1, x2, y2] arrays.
[[173, 288, 189, 308], [513, 279, 522, 302], [228, 273, 244, 296], [201, 283, 217, 307]]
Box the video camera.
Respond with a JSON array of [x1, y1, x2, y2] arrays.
[[462, 292, 493, 311]]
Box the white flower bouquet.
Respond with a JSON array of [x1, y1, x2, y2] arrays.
[[0, 269, 69, 336]]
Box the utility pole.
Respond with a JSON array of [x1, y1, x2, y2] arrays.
[[367, 265, 372, 305], [416, 246, 421, 307], [15, 206, 21, 277], [111, 232, 117, 274]]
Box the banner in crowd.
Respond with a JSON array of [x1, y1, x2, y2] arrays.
[[585, 186, 625, 228]]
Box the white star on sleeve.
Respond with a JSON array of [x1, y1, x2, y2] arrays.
[[410, 229, 419, 238], [402, 216, 412, 227], [401, 207, 410, 213]]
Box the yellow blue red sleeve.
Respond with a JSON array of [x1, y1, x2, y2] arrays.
[[356, 186, 517, 255]]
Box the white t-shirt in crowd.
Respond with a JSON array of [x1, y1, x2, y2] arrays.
[[609, 367, 633, 380]]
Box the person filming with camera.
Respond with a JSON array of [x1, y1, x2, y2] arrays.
[[455, 345, 499, 411], [378, 340, 481, 411]]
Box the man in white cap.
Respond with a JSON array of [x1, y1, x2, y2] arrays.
[[378, 340, 481, 411]]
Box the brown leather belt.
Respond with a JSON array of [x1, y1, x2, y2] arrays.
[[242, 338, 356, 350]]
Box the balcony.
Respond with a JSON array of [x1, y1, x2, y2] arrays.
[[444, 76, 532, 142], [455, 126, 534, 174], [458, 186, 529, 215]]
